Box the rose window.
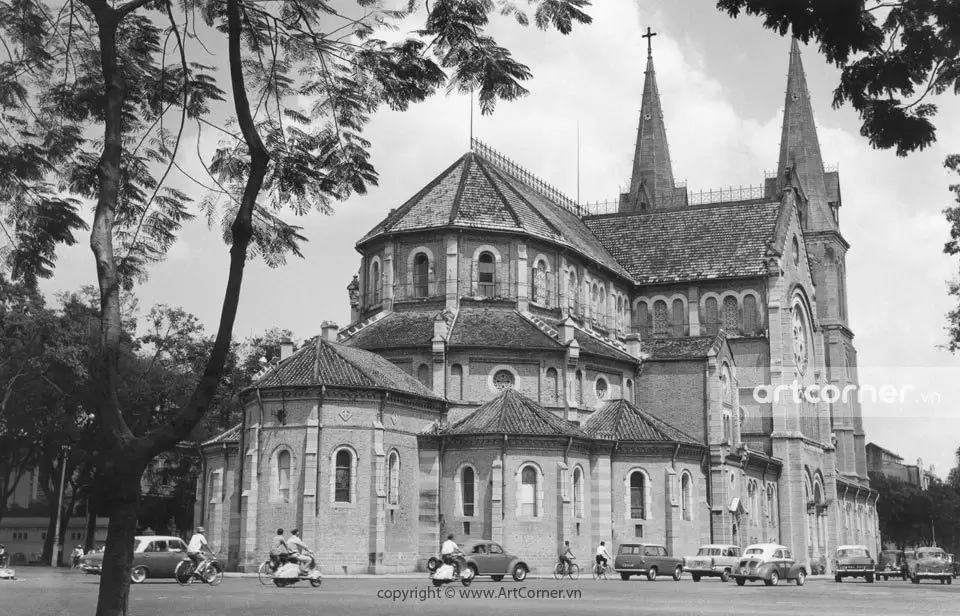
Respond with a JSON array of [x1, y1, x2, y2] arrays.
[[493, 370, 515, 391]]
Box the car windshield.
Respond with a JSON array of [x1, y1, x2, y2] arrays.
[[918, 550, 945, 560], [696, 548, 720, 556], [745, 548, 764, 556], [837, 548, 870, 558]]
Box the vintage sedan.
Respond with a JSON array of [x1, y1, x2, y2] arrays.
[[460, 540, 529, 582], [833, 545, 875, 583], [81, 535, 189, 583], [877, 549, 907, 581], [906, 546, 953, 585], [614, 543, 684, 581], [683, 544, 741, 582], [733, 543, 807, 587]]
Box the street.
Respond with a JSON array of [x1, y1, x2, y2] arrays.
[[1, 569, 957, 615]]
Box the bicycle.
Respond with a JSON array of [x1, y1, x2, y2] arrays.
[[553, 558, 580, 580], [175, 553, 223, 586], [592, 560, 612, 580]]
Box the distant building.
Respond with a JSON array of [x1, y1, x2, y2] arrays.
[[866, 443, 937, 490]]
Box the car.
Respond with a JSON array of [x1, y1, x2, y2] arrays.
[[833, 545, 875, 583], [683, 544, 741, 582], [877, 549, 907, 581], [80, 535, 190, 583], [733, 543, 807, 587], [949, 554, 959, 579], [906, 546, 952, 585], [614, 543, 684, 581], [459, 540, 529, 582]]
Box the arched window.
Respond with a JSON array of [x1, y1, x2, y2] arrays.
[[478, 252, 496, 298], [681, 473, 692, 521], [520, 466, 538, 517], [767, 484, 776, 522], [598, 286, 607, 325], [635, 302, 649, 336], [625, 379, 634, 403], [461, 466, 475, 517], [595, 377, 608, 401], [387, 451, 399, 506], [653, 300, 668, 336], [615, 296, 623, 331], [630, 471, 647, 519], [722, 296, 740, 332], [704, 297, 720, 335], [671, 298, 685, 336], [413, 253, 429, 298], [567, 271, 578, 313], [369, 261, 381, 304], [277, 450, 291, 503], [743, 294, 759, 334], [335, 449, 352, 503], [575, 370, 584, 406], [591, 284, 599, 319], [532, 260, 548, 304], [449, 364, 463, 400], [545, 367, 559, 406], [573, 467, 584, 518], [417, 363, 431, 388]]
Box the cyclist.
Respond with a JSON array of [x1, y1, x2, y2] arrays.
[[0, 543, 8, 568], [186, 526, 212, 576], [558, 541, 575, 575], [595, 541, 611, 572], [286, 529, 315, 574]]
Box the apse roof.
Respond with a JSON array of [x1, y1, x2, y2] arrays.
[[583, 399, 701, 445], [440, 388, 587, 438]]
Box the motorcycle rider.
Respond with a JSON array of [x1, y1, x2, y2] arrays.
[[269, 528, 290, 567], [0, 543, 8, 568], [286, 529, 315, 575], [71, 545, 84, 567], [440, 534, 459, 566]]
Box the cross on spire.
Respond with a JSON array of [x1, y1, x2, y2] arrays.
[[642, 27, 657, 59]]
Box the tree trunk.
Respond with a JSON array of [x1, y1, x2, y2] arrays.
[[94, 463, 143, 616], [85, 497, 97, 553]]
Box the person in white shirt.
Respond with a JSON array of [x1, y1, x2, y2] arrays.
[[440, 534, 459, 566], [595, 541, 611, 570], [286, 529, 314, 573], [187, 526, 211, 574]]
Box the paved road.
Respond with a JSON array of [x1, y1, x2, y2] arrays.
[[2, 568, 957, 615]]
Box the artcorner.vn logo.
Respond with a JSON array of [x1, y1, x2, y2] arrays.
[[751, 382, 940, 405]]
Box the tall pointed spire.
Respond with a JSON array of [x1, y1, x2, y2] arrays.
[[776, 38, 834, 230], [620, 28, 677, 212]]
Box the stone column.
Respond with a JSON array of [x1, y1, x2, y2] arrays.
[[383, 242, 395, 311], [491, 455, 504, 545], [417, 447, 441, 570], [687, 286, 700, 336], [591, 455, 612, 547], [432, 315, 448, 398], [241, 423, 260, 571], [516, 242, 529, 311], [369, 421, 386, 574], [445, 235, 459, 311], [664, 467, 679, 556], [302, 405, 320, 550]]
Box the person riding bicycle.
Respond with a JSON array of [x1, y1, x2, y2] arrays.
[[187, 526, 212, 575], [595, 541, 611, 570], [558, 541, 575, 575], [71, 545, 84, 567], [286, 529, 315, 574], [0, 543, 8, 568], [440, 534, 459, 566]]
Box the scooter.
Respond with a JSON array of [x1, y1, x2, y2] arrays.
[[0, 551, 14, 580], [272, 555, 322, 588], [427, 552, 473, 587]]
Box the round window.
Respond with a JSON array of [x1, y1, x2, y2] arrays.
[[595, 378, 608, 400], [792, 306, 809, 375], [493, 370, 515, 391]]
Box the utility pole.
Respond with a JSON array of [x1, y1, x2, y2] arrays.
[[51, 447, 69, 567]]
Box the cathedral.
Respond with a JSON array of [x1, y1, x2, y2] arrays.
[[198, 38, 880, 575]]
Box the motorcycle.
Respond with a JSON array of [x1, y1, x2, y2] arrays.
[[269, 554, 323, 588], [426, 551, 473, 587]]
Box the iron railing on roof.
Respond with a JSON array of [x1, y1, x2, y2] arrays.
[[687, 185, 766, 205]]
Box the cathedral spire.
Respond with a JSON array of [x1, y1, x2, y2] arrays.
[[777, 38, 833, 230], [621, 28, 677, 212]]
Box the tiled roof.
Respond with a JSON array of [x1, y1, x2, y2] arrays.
[[249, 337, 441, 400], [539, 317, 637, 363], [583, 200, 781, 284], [358, 152, 630, 279], [449, 307, 561, 349], [202, 423, 242, 446], [643, 335, 723, 361], [341, 310, 436, 350], [583, 399, 701, 445], [441, 388, 587, 438]]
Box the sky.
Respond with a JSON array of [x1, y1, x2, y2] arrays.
[[37, 0, 960, 476]]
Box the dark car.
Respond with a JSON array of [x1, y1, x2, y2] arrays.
[[877, 550, 907, 581], [460, 540, 529, 582], [833, 545, 875, 583], [734, 543, 807, 587], [81, 536, 189, 583], [614, 543, 684, 581]]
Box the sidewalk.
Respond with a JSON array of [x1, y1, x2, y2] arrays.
[[224, 571, 834, 581]]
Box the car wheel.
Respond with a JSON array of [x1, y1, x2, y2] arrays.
[[432, 579, 443, 588], [796, 570, 806, 586], [948, 577, 953, 585], [512, 564, 527, 582], [720, 569, 731, 583], [835, 574, 841, 583], [492, 575, 503, 582], [620, 573, 631, 581], [768, 571, 779, 586], [911, 575, 920, 584], [467, 564, 478, 579], [736, 577, 746, 586], [130, 566, 147, 584], [866, 574, 874, 583], [426, 557, 440, 573], [647, 567, 658, 582], [941, 578, 946, 585], [691, 574, 701, 582]]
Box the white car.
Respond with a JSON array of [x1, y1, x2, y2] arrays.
[[684, 544, 741, 582]]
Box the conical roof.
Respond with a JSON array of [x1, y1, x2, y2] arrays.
[[583, 399, 700, 445], [440, 388, 587, 438], [626, 52, 676, 209], [249, 337, 442, 401]]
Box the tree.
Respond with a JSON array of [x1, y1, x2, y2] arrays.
[[2, 2, 593, 614]]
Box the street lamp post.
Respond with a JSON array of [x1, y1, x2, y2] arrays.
[[51, 447, 69, 567]]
